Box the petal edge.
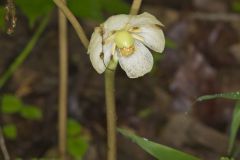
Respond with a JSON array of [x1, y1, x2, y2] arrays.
[[129, 12, 164, 27], [119, 41, 153, 78], [88, 27, 106, 73], [137, 25, 165, 53]]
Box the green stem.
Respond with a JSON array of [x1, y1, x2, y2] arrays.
[[103, 1, 142, 159], [0, 15, 50, 88], [105, 62, 117, 160]]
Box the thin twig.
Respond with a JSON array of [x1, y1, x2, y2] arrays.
[[5, 0, 17, 34], [129, 0, 142, 15], [53, 0, 89, 49], [0, 127, 10, 160], [0, 16, 50, 89], [58, 0, 68, 159], [190, 12, 240, 22]]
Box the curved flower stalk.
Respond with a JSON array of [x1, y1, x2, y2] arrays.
[[88, 12, 165, 78]]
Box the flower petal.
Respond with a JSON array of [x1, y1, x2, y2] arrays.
[[119, 41, 153, 78], [103, 14, 129, 36], [103, 41, 115, 66], [129, 12, 164, 27], [137, 25, 165, 53], [88, 27, 106, 74]]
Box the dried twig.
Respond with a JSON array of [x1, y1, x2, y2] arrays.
[[53, 0, 89, 49], [0, 127, 10, 160], [5, 0, 17, 34], [58, 0, 68, 159]]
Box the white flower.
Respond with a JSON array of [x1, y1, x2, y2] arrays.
[[88, 12, 165, 78]]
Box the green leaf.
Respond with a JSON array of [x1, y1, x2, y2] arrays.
[[220, 157, 235, 160], [15, 0, 53, 26], [67, 118, 82, 137], [68, 0, 103, 21], [20, 105, 42, 120], [197, 92, 240, 157], [232, 1, 240, 12], [153, 52, 164, 63], [137, 108, 153, 118], [0, 6, 5, 30], [166, 38, 177, 49], [1, 94, 22, 114], [100, 0, 129, 14], [197, 92, 240, 101], [68, 0, 129, 21], [3, 124, 17, 140], [118, 128, 201, 160], [67, 136, 89, 159], [228, 101, 240, 156], [0, 15, 50, 88]]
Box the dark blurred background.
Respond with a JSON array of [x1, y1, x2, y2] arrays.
[[0, 0, 240, 159]]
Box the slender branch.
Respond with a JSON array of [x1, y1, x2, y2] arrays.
[[129, 0, 142, 15], [105, 68, 117, 160], [0, 15, 50, 89], [58, 0, 68, 159], [53, 0, 89, 49], [5, 0, 17, 34], [0, 127, 10, 160]]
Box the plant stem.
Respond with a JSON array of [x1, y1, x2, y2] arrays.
[[105, 66, 117, 160], [0, 15, 50, 89], [58, 0, 68, 159], [129, 0, 142, 15], [104, 1, 143, 159], [0, 127, 10, 160], [53, 0, 89, 49]]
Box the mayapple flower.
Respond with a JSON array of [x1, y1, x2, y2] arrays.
[[88, 12, 165, 78]]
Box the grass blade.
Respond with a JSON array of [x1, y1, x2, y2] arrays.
[[118, 128, 201, 160], [0, 15, 50, 88], [229, 101, 240, 156], [197, 92, 240, 101]]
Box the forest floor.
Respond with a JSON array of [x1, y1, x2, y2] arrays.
[[1, 0, 240, 159]]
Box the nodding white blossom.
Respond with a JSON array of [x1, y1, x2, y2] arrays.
[[88, 12, 165, 78]]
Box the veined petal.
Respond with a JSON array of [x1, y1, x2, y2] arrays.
[[103, 14, 129, 36], [88, 27, 105, 73], [119, 41, 153, 78], [137, 25, 165, 53], [129, 12, 164, 27]]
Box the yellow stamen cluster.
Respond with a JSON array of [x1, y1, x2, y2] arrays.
[[119, 46, 135, 56], [114, 30, 135, 57]]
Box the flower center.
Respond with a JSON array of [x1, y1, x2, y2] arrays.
[[114, 30, 134, 57]]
